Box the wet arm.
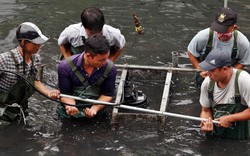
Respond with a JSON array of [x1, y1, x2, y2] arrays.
[[217, 108, 250, 128], [187, 50, 207, 78], [34, 80, 60, 99], [84, 95, 112, 118], [200, 107, 213, 132], [60, 97, 79, 116], [200, 107, 213, 119], [187, 50, 201, 70], [233, 63, 244, 69], [109, 48, 123, 62]]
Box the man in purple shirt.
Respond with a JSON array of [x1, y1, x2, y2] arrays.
[[58, 34, 117, 118]]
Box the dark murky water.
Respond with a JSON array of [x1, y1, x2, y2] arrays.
[[0, 0, 250, 155]]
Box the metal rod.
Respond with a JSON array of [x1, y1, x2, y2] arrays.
[[171, 51, 179, 67], [224, 0, 228, 8], [119, 105, 219, 124], [60, 94, 118, 106], [158, 71, 172, 128], [111, 68, 128, 125], [60, 94, 219, 124], [115, 64, 198, 72]]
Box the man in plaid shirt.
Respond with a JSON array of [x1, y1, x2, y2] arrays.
[[0, 22, 60, 125]]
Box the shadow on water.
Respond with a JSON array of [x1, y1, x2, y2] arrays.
[[0, 0, 250, 155]]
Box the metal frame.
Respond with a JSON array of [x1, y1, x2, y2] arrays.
[[111, 51, 183, 129], [111, 51, 199, 129]]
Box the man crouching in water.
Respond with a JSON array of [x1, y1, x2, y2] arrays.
[[199, 48, 250, 139], [57, 34, 116, 119], [0, 22, 60, 125]]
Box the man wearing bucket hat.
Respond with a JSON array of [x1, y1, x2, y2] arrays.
[[187, 7, 250, 86], [198, 48, 250, 139], [0, 22, 60, 125]]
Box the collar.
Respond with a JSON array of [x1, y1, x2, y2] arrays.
[[76, 52, 84, 67]]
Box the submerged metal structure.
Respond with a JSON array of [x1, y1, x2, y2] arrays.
[[111, 52, 197, 129]]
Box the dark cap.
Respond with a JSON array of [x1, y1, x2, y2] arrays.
[[199, 48, 232, 71], [210, 7, 237, 33]]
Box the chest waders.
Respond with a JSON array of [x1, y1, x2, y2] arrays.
[[195, 29, 238, 86], [207, 70, 250, 139], [0, 51, 36, 125], [57, 58, 113, 119]]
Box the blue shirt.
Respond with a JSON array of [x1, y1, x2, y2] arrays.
[[58, 53, 117, 97]]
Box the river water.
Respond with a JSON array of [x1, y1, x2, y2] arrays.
[[0, 0, 250, 155]]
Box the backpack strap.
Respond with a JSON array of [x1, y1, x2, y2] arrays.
[[231, 30, 238, 65], [203, 28, 214, 61], [234, 69, 242, 105], [30, 55, 38, 76], [9, 50, 20, 73], [93, 61, 113, 87], [208, 79, 215, 105], [66, 58, 113, 87], [66, 57, 87, 85]]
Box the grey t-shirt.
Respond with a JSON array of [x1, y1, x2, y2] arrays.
[[188, 28, 250, 65]]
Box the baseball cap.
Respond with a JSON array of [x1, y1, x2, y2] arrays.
[[199, 48, 232, 71], [210, 7, 237, 33], [16, 22, 49, 44]]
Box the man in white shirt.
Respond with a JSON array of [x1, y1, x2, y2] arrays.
[[199, 48, 250, 139]]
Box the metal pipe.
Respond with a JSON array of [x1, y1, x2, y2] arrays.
[[60, 94, 118, 106], [119, 105, 219, 124], [115, 64, 198, 72], [224, 0, 228, 8], [171, 51, 179, 67], [60, 94, 219, 124]]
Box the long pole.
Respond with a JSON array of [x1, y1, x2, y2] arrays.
[[60, 94, 219, 124], [224, 0, 228, 8], [115, 64, 198, 72], [60, 94, 116, 106]]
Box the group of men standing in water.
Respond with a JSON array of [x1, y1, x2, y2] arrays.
[[0, 6, 249, 140]]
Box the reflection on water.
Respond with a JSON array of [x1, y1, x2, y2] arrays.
[[0, 0, 250, 155]]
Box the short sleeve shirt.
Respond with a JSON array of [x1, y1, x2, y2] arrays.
[[188, 28, 250, 65]]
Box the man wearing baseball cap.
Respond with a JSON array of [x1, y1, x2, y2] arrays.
[[0, 22, 60, 125], [211, 7, 237, 33], [187, 7, 250, 86], [198, 48, 250, 139]]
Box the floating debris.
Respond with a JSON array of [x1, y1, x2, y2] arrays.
[[133, 13, 145, 34]]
